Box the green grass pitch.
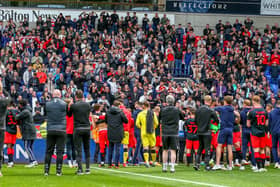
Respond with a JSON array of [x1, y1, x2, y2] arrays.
[[0, 164, 279, 187]]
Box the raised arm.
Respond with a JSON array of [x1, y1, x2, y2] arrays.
[[67, 103, 73, 117], [15, 110, 28, 121], [121, 111, 128, 124], [153, 112, 159, 129], [0, 82, 11, 104], [211, 109, 219, 123], [136, 113, 141, 129]]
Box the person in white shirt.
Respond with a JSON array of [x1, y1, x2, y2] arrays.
[[107, 77, 118, 96]]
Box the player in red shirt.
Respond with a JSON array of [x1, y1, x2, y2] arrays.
[[154, 106, 162, 165], [209, 100, 219, 166], [65, 98, 77, 168], [247, 95, 268, 172], [233, 106, 242, 167], [184, 108, 199, 166], [95, 114, 108, 167], [4, 102, 18, 167], [128, 116, 136, 163]]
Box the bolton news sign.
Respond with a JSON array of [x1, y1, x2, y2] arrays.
[[166, 0, 261, 14], [0, 7, 175, 24]]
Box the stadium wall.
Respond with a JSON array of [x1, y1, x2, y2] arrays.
[[174, 13, 280, 35]]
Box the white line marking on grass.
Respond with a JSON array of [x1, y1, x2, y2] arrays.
[[91, 167, 228, 187]]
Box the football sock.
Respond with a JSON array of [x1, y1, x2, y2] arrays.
[[210, 148, 213, 159], [151, 150, 156, 162], [187, 153, 192, 164], [159, 147, 163, 162], [163, 162, 168, 170], [101, 153, 105, 162], [8, 154, 13, 163], [258, 159, 261, 169], [248, 152, 252, 163], [236, 148, 242, 163], [255, 152, 260, 168], [143, 149, 149, 163], [212, 150, 216, 160], [156, 150, 159, 162], [233, 151, 237, 161], [123, 148, 128, 164], [260, 154, 266, 168], [7, 148, 14, 162], [221, 151, 224, 164]]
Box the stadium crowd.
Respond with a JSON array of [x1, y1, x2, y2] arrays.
[[0, 10, 280, 176], [0, 12, 280, 111]]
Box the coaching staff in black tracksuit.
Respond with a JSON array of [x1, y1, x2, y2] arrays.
[[0, 82, 11, 177], [44, 89, 68, 176], [68, 90, 91, 175], [160, 95, 184, 173], [194, 95, 218, 171]]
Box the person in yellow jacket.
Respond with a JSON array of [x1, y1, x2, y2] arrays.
[[136, 101, 159, 167]]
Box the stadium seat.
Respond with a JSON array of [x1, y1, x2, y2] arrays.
[[36, 92, 43, 100]]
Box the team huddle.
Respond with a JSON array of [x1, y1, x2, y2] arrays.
[[93, 94, 280, 173], [0, 82, 280, 176]]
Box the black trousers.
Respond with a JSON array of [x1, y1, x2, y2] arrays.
[[93, 143, 100, 163], [195, 134, 212, 167], [0, 130, 4, 170], [44, 133, 66, 173], [108, 142, 121, 167], [74, 131, 90, 171], [66, 134, 76, 161]]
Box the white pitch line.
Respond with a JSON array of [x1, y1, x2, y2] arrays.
[[91, 167, 228, 187]]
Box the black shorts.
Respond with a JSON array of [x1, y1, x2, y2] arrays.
[[162, 136, 178, 150]]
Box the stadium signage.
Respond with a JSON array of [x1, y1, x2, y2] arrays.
[[2, 139, 117, 163], [261, 0, 280, 15], [3, 143, 29, 160], [0, 9, 29, 22], [166, 0, 261, 14], [0, 9, 67, 22], [0, 7, 175, 24]]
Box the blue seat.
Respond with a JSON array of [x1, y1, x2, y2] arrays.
[[270, 83, 278, 95], [36, 92, 43, 100], [84, 91, 89, 98]]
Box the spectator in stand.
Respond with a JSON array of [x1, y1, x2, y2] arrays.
[[244, 17, 254, 29], [174, 43, 183, 77], [28, 73, 40, 92]]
